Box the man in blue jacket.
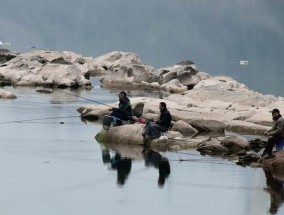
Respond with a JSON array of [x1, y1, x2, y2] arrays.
[[142, 102, 172, 139]]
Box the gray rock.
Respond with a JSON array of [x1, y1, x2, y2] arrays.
[[0, 89, 17, 99], [171, 120, 198, 136]]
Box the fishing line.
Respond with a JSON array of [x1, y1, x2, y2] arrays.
[[0, 115, 80, 125]]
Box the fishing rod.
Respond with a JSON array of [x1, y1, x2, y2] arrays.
[[53, 88, 134, 117], [53, 88, 114, 108]]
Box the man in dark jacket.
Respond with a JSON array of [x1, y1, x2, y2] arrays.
[[142, 102, 172, 139], [109, 91, 132, 121], [262, 108, 284, 158]]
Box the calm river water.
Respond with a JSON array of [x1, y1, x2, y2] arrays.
[[1, 0, 284, 214], [0, 77, 283, 215]]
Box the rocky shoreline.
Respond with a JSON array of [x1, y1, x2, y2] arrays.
[[1, 48, 284, 172]]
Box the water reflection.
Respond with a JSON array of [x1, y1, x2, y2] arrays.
[[142, 147, 170, 188], [99, 143, 170, 187], [99, 144, 132, 186], [264, 169, 284, 214]]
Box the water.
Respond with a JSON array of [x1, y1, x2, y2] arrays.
[[1, 1, 284, 214], [1, 0, 284, 96], [1, 81, 283, 215]]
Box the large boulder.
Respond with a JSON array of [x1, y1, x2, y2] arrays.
[[0, 49, 16, 64], [197, 138, 229, 156], [97, 123, 145, 145], [189, 119, 226, 133], [0, 89, 17, 99], [260, 151, 284, 172], [220, 135, 249, 155], [171, 120, 198, 136]]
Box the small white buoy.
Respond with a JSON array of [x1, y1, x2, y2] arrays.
[[240, 60, 249, 65]]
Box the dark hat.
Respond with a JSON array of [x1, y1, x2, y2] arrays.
[[270, 108, 280, 113], [117, 91, 126, 97]]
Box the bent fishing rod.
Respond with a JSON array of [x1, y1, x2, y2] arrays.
[[53, 89, 114, 108]]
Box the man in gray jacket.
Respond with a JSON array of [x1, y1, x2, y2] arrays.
[[262, 108, 284, 158]]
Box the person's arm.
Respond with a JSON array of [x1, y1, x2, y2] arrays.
[[269, 120, 284, 136], [264, 128, 273, 135]]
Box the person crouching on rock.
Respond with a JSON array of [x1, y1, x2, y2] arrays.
[[142, 102, 172, 139], [108, 91, 132, 126], [262, 108, 284, 159]]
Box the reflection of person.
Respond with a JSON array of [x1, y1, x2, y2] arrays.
[[263, 169, 284, 214], [99, 143, 111, 164], [142, 102, 172, 139], [262, 109, 284, 159], [142, 147, 170, 187], [108, 91, 132, 125], [111, 153, 132, 186]]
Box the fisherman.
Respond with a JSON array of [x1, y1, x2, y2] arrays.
[[262, 108, 284, 159], [142, 102, 171, 139], [108, 91, 132, 126]]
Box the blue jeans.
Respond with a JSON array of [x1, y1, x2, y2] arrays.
[[143, 122, 168, 139]]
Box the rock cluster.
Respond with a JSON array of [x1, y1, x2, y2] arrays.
[[0, 50, 93, 88], [92, 51, 209, 93]]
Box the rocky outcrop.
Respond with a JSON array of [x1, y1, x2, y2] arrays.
[[95, 122, 209, 151], [0, 49, 16, 65], [93, 51, 209, 93], [171, 120, 198, 135], [0, 50, 92, 88], [259, 151, 284, 172], [0, 88, 17, 99]]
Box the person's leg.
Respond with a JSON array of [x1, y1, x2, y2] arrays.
[[149, 123, 163, 138], [263, 136, 282, 157], [111, 110, 128, 120], [142, 122, 153, 136]]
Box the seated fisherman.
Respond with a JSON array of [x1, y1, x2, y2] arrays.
[[109, 91, 132, 125], [262, 108, 284, 159], [142, 102, 171, 139]]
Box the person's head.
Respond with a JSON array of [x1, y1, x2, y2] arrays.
[[270, 108, 281, 120], [117, 91, 126, 100], [159, 102, 167, 111]]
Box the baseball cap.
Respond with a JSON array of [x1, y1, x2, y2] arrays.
[[270, 108, 280, 113], [117, 91, 126, 97]]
